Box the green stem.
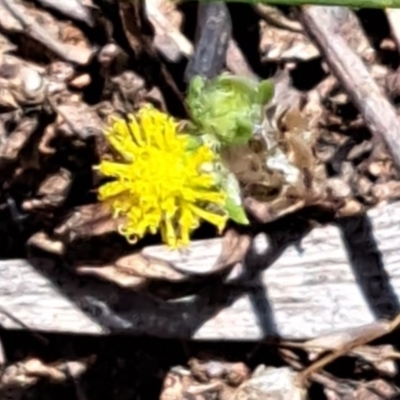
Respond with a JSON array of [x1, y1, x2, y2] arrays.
[[193, 0, 400, 8]]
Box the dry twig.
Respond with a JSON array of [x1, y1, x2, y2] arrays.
[[301, 6, 400, 170], [297, 313, 400, 386], [0, 0, 93, 65], [35, 0, 93, 27], [386, 9, 400, 52]]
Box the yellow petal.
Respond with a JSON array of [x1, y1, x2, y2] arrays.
[[178, 206, 196, 246], [161, 216, 177, 248], [126, 116, 145, 147], [188, 204, 227, 232], [98, 160, 135, 179], [98, 180, 128, 199]]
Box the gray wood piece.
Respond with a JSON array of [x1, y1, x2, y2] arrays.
[[0, 201, 400, 340]]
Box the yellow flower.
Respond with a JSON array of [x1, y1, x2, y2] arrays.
[[96, 105, 228, 248]]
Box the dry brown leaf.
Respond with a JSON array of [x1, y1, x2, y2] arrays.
[[354, 345, 398, 377], [325, 178, 352, 199], [54, 101, 105, 139], [372, 181, 400, 202], [354, 176, 373, 198], [68, 73, 91, 89], [160, 366, 224, 400], [347, 380, 398, 400], [336, 199, 364, 217], [76, 265, 147, 289], [0, 355, 96, 390], [110, 70, 147, 114], [0, 88, 19, 110], [185, 381, 223, 398], [143, 85, 167, 111], [27, 231, 65, 255], [303, 336, 398, 376], [0, 117, 38, 163], [38, 123, 57, 155], [346, 140, 373, 161], [259, 19, 319, 62], [226, 104, 335, 223], [22, 168, 72, 210], [189, 357, 250, 387], [243, 197, 273, 223], [116, 253, 187, 281], [0, 0, 93, 65], [367, 161, 394, 181], [232, 365, 306, 400], [47, 61, 74, 95], [54, 203, 124, 240], [77, 250, 189, 285], [97, 43, 122, 68], [160, 367, 193, 400], [214, 230, 251, 272], [0, 54, 45, 108], [244, 196, 307, 223], [141, 232, 249, 276]]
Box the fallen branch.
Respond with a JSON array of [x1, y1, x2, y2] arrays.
[[300, 6, 400, 170]]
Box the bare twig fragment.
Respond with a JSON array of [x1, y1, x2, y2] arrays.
[[386, 9, 400, 53], [226, 40, 257, 78], [350, 379, 398, 400], [145, 0, 193, 62], [54, 203, 124, 241], [254, 4, 303, 32], [22, 169, 73, 210], [35, 0, 94, 27], [27, 231, 65, 255], [0, 0, 93, 65], [0, 117, 38, 163], [297, 313, 400, 385], [0, 355, 96, 390], [49, 99, 105, 139], [300, 6, 400, 169]]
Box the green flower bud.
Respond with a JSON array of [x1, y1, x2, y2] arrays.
[[186, 73, 274, 146]]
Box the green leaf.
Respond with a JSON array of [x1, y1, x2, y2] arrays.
[[257, 80, 274, 105], [225, 197, 249, 225], [185, 135, 203, 151], [220, 170, 249, 225]]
